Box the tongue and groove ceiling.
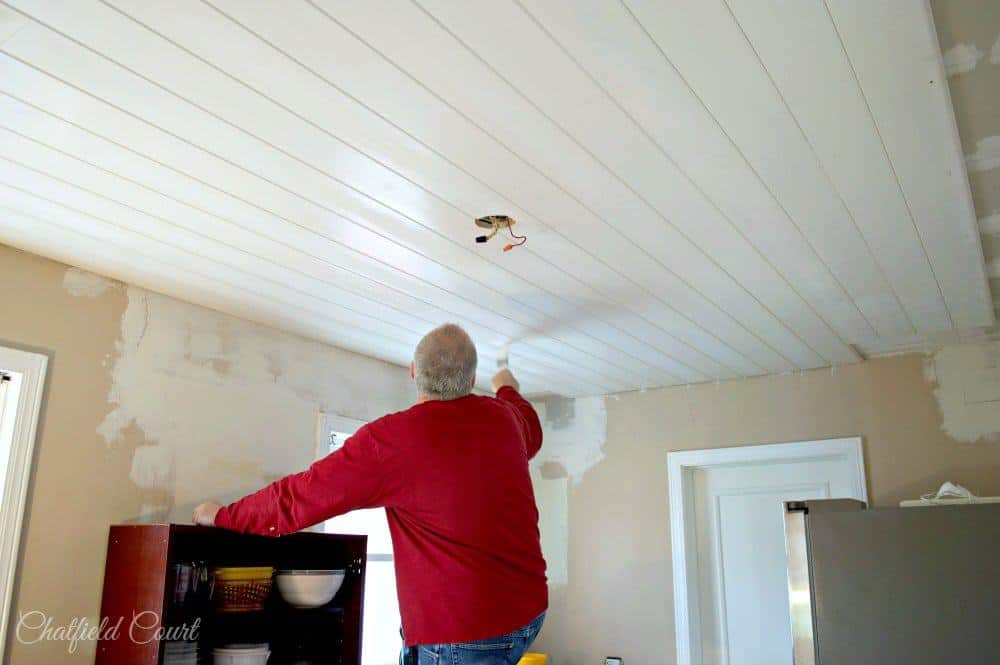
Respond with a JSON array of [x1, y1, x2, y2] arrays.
[[0, 0, 993, 397]]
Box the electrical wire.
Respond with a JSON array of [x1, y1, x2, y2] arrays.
[[503, 223, 527, 252]]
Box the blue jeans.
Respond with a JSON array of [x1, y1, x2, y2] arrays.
[[400, 611, 545, 665]]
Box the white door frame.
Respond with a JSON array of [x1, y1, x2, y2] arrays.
[[667, 437, 867, 665], [0, 345, 48, 662]]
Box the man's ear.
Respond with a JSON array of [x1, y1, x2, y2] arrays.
[[409, 362, 415, 381]]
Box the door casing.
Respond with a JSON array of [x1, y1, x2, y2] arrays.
[[667, 437, 867, 665]]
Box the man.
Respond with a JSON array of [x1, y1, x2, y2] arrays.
[[193, 323, 547, 664]]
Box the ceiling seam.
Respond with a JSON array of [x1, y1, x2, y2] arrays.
[[0, 48, 660, 391], [513, 0, 867, 361], [717, 0, 917, 338], [0, 182, 612, 396], [819, 0, 955, 331], [402, 0, 804, 370], [0, 138, 621, 392], [3, 4, 683, 388]]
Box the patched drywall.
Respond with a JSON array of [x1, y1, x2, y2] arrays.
[[0, 244, 417, 665], [530, 466, 569, 586], [924, 341, 1000, 443], [943, 42, 985, 75], [62, 267, 115, 298], [96, 284, 413, 523], [525, 394, 608, 588], [530, 395, 608, 484], [966, 135, 1000, 173], [982, 210, 1000, 235]]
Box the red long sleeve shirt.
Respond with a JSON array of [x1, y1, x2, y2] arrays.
[[215, 386, 548, 646]]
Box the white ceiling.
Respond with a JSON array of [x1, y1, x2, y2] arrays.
[[0, 0, 993, 397]]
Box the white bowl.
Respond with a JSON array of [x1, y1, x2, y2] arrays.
[[275, 569, 345, 608], [212, 644, 270, 665]]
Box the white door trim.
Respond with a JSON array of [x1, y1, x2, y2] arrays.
[[667, 437, 867, 665], [0, 345, 48, 662]]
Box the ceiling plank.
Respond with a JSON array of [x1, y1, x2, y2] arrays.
[[825, 0, 994, 331], [111, 0, 750, 382], [407, 0, 863, 367], [536, 0, 914, 344], [0, 148, 620, 395], [0, 98, 624, 390], [0, 22, 667, 391], [0, 210, 572, 395], [0, 203, 592, 397], [726, 0, 956, 338], [311, 0, 810, 372]]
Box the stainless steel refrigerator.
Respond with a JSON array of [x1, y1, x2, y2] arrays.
[[783, 499, 1000, 665]]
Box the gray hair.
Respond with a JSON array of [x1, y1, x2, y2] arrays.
[[413, 323, 478, 400]]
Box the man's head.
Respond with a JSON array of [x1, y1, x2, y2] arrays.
[[411, 323, 478, 401]]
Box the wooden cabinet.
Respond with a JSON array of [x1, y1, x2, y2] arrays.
[[97, 524, 366, 665]]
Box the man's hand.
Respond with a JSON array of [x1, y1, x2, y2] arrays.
[[492, 368, 520, 393], [192, 501, 222, 527]]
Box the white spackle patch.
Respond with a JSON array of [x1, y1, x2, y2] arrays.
[[943, 42, 984, 76], [923, 341, 1000, 443], [63, 267, 115, 298], [530, 466, 569, 586], [966, 135, 1000, 173], [980, 210, 1000, 236], [130, 444, 175, 489], [99, 286, 412, 522], [991, 33, 1000, 64], [526, 395, 607, 587], [531, 396, 608, 484]]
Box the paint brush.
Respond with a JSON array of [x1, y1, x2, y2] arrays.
[[497, 343, 510, 370]]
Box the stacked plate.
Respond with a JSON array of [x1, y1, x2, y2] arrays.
[[212, 643, 270, 665], [163, 640, 201, 665]]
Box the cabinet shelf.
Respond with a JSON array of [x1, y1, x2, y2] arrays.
[[97, 524, 367, 665]]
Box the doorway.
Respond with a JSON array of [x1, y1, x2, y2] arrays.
[[0, 345, 48, 662], [667, 437, 867, 665]]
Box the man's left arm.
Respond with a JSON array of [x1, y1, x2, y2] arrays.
[[195, 425, 388, 536]]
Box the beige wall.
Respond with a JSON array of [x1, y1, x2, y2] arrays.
[[0, 243, 413, 664], [532, 353, 1000, 664]]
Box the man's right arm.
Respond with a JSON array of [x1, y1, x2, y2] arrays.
[[493, 369, 544, 459]]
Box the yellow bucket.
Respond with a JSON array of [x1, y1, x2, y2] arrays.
[[518, 655, 547, 665]]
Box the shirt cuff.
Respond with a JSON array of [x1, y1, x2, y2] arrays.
[[214, 505, 234, 530], [496, 385, 520, 398]]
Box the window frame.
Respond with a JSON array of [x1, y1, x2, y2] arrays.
[[315, 412, 400, 664]]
